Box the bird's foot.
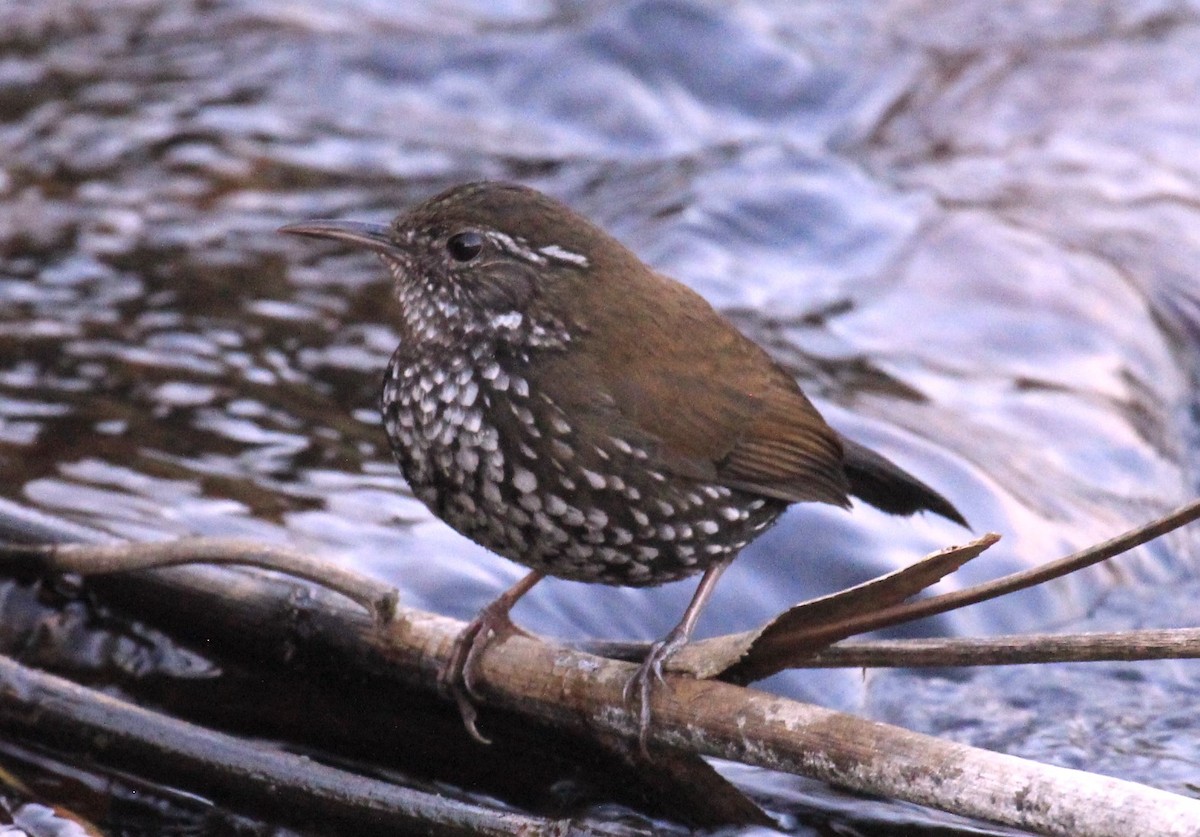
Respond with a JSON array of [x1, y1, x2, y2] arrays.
[[439, 600, 529, 744], [623, 628, 690, 756]]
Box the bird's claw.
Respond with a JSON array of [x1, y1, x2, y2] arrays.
[[439, 605, 525, 743], [451, 681, 491, 744], [624, 635, 686, 756]]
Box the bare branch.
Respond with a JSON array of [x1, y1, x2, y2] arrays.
[[4, 498, 1200, 834], [816, 497, 1200, 640], [0, 538, 398, 622], [717, 498, 1200, 682]]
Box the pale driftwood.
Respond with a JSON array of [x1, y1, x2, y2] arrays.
[[461, 620, 1200, 837], [79, 560, 1200, 837], [0, 651, 628, 837]]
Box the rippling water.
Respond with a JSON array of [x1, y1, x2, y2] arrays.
[[2, 0, 1199, 832]]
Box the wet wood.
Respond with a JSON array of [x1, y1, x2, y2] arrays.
[[77, 558, 1200, 836], [4, 497, 1200, 834], [0, 652, 636, 837], [0, 502, 768, 830]]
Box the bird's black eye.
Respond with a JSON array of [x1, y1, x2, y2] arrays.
[[446, 231, 484, 262]]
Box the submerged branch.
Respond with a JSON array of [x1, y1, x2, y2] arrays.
[[0, 652, 621, 837]]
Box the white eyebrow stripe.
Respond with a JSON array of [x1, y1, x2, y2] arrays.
[[539, 244, 589, 267], [486, 231, 546, 265], [482, 231, 590, 269]]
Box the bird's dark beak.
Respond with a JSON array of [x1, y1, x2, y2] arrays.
[[278, 220, 400, 256]]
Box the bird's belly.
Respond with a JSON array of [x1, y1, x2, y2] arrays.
[[383, 383, 784, 587], [425, 466, 784, 586]]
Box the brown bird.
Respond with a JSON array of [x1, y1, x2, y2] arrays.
[[280, 182, 966, 744]]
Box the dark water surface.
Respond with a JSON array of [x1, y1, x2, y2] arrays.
[[2, 0, 1199, 832]]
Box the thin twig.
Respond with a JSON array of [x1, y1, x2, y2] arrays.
[[866, 497, 1200, 630], [800, 627, 1200, 668], [720, 498, 1200, 681], [0, 539, 397, 622]]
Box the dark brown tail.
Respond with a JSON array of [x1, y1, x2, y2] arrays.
[[839, 435, 968, 528]]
